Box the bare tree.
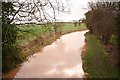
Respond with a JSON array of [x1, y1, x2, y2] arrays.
[[10, 0, 69, 34], [3, 0, 69, 24], [86, 1, 118, 45]]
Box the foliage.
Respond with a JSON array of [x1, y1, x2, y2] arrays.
[[2, 2, 22, 72], [85, 2, 117, 45], [83, 33, 119, 78], [85, 1, 120, 75], [116, 1, 120, 71]]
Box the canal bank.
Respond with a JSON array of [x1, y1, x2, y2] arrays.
[[82, 32, 120, 78]]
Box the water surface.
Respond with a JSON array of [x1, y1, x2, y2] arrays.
[[15, 30, 88, 78]]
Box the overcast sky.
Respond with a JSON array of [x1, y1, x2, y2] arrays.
[[57, 0, 120, 21], [57, 0, 90, 22], [4, 0, 120, 22], [8, 0, 90, 23]]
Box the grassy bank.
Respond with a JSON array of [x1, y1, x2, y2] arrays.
[[82, 32, 119, 78]]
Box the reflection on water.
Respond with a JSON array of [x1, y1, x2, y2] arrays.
[[15, 30, 89, 78]]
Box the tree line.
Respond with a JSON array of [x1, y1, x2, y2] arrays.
[[85, 1, 120, 72]]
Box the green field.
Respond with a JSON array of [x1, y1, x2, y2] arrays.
[[16, 23, 87, 45], [62, 23, 87, 31], [16, 24, 49, 45], [83, 33, 119, 78]]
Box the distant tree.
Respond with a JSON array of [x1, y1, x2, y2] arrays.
[[73, 21, 77, 27], [78, 19, 81, 26]]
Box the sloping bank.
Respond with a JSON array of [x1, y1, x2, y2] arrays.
[[82, 32, 120, 78]]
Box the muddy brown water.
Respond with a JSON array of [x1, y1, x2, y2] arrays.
[[14, 30, 89, 78]]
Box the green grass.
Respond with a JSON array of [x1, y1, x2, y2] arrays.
[[16, 24, 50, 45], [83, 33, 119, 78], [62, 23, 87, 32], [16, 23, 87, 45]]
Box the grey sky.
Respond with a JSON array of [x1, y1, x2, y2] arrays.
[[58, 0, 120, 21], [57, 0, 90, 22], [12, 0, 90, 22], [6, 0, 120, 23]]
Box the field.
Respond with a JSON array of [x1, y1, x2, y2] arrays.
[[16, 23, 87, 45], [62, 23, 87, 31]]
